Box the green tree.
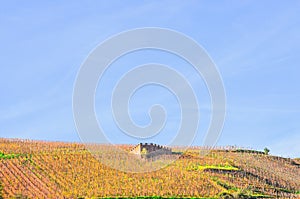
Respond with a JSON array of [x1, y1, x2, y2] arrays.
[[264, 147, 270, 155]]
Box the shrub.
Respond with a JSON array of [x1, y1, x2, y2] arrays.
[[264, 148, 270, 155]]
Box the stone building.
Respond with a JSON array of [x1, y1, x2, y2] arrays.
[[129, 143, 172, 157]]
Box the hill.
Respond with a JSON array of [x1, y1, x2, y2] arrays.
[[0, 138, 299, 199]]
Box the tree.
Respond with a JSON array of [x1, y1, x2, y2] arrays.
[[264, 147, 270, 155]]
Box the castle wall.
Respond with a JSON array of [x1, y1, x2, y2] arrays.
[[130, 143, 141, 155], [129, 143, 172, 156]]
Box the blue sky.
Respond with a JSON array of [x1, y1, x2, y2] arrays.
[[0, 1, 300, 157]]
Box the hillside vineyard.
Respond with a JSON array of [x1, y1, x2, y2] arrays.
[[0, 138, 299, 199]]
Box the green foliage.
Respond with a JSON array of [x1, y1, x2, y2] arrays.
[[232, 149, 264, 155], [200, 165, 239, 171], [276, 187, 293, 193], [0, 152, 21, 159], [264, 148, 270, 155], [187, 164, 239, 171]]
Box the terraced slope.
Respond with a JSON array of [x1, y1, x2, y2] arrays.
[[0, 138, 299, 199]]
